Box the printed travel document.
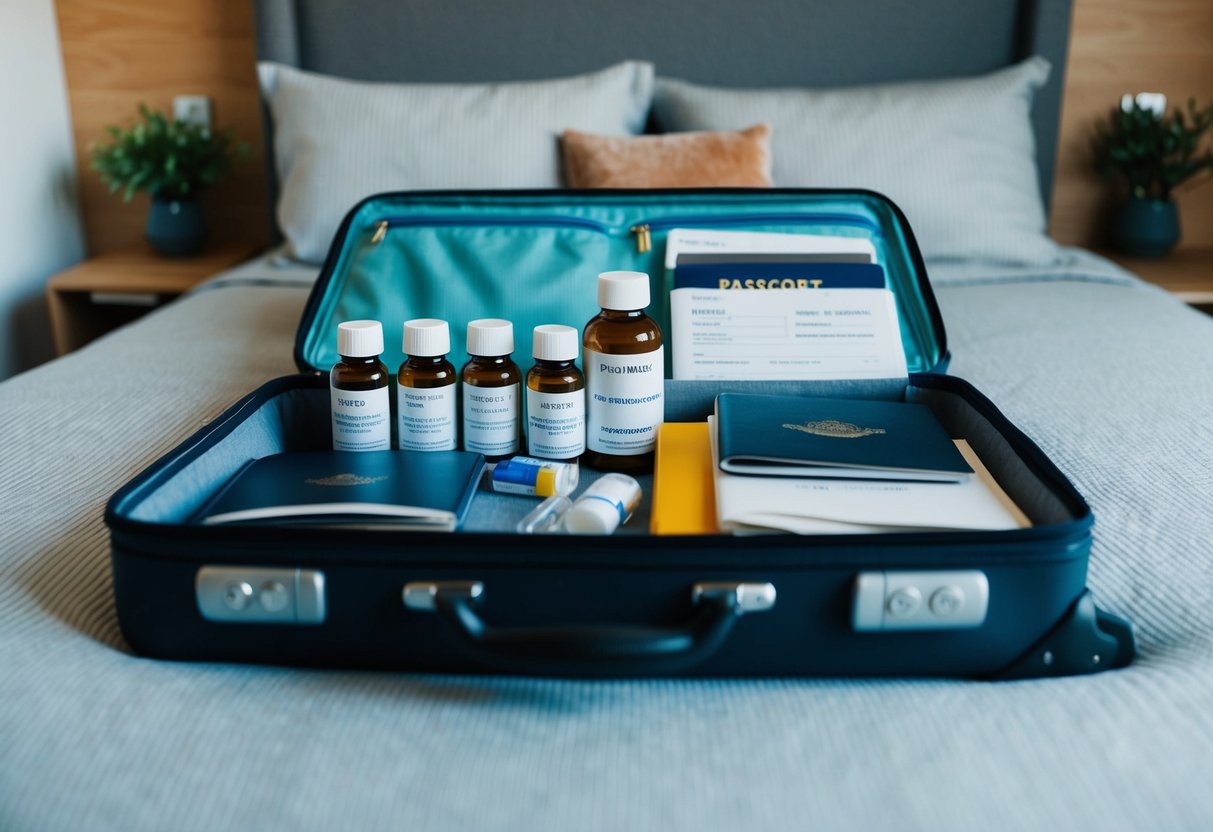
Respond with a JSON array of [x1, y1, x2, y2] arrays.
[[664, 228, 877, 269], [670, 288, 907, 380], [674, 261, 886, 291], [664, 228, 902, 381], [669, 233, 884, 292]]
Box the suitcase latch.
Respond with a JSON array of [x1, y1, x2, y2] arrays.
[[196, 566, 326, 624], [852, 570, 989, 631]]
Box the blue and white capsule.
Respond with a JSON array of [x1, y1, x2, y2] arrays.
[[490, 456, 580, 498]]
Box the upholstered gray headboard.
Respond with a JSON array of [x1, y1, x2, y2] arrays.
[[253, 0, 1071, 212]]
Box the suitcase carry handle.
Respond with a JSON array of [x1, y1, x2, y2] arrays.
[[402, 581, 776, 677]]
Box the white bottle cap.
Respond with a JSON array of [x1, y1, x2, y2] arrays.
[[337, 320, 384, 357], [565, 473, 641, 534], [564, 496, 624, 535], [597, 271, 651, 311], [403, 318, 451, 357], [532, 324, 580, 361], [466, 318, 515, 357]]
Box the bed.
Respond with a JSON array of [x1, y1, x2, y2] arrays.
[[3, 0, 1213, 828]]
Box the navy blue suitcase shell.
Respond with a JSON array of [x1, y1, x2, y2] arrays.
[[106, 189, 1135, 678]]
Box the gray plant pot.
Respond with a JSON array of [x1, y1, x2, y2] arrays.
[[146, 195, 206, 257], [1112, 197, 1180, 258]]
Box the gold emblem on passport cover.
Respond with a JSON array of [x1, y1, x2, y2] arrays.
[[782, 419, 887, 439], [304, 473, 390, 487]]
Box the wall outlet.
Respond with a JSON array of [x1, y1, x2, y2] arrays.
[[173, 95, 211, 130]]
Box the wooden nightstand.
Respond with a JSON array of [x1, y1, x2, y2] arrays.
[[46, 243, 259, 355], [1104, 247, 1213, 307]]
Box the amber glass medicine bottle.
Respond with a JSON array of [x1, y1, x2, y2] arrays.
[[461, 318, 523, 461], [330, 319, 391, 452], [582, 271, 664, 472], [526, 324, 585, 461], [397, 318, 458, 451]]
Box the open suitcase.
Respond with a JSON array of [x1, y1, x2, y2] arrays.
[[106, 189, 1136, 679]]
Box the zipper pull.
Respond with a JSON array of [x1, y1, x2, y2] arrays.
[[630, 223, 652, 254], [371, 220, 388, 244]]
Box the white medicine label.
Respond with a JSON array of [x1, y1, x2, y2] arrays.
[[527, 388, 586, 459], [330, 384, 391, 451], [586, 348, 665, 455], [397, 383, 457, 451], [463, 383, 520, 456]]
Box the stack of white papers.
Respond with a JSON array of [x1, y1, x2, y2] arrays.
[[707, 417, 1030, 534], [664, 228, 878, 269]]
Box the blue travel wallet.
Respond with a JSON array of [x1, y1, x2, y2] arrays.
[[673, 261, 886, 290], [193, 449, 485, 529], [714, 392, 972, 481]]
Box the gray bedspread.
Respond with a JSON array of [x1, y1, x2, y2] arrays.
[[2, 252, 1211, 831]]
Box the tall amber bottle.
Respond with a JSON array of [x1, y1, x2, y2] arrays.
[[582, 271, 664, 472], [461, 318, 522, 461], [397, 318, 458, 451], [330, 320, 391, 452]]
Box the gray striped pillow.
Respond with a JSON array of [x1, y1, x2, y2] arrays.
[[259, 61, 655, 263], [654, 58, 1060, 267]]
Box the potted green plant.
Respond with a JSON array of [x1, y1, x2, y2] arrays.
[[90, 105, 246, 257], [1092, 93, 1213, 257]]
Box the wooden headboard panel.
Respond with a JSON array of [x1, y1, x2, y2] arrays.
[[253, 0, 1072, 210]]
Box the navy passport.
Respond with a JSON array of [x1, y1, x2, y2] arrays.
[[195, 450, 485, 529], [715, 393, 972, 482], [673, 261, 885, 290]]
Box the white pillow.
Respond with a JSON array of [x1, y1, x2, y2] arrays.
[[259, 61, 655, 263], [653, 58, 1060, 266]]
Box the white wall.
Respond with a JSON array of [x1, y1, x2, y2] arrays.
[[0, 0, 85, 380]]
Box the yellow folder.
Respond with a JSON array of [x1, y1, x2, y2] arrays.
[[650, 422, 719, 535]]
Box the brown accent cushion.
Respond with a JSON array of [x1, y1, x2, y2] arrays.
[[561, 124, 772, 188]]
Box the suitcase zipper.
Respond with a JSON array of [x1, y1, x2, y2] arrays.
[[630, 224, 652, 253], [368, 213, 879, 253], [369, 215, 615, 243]]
